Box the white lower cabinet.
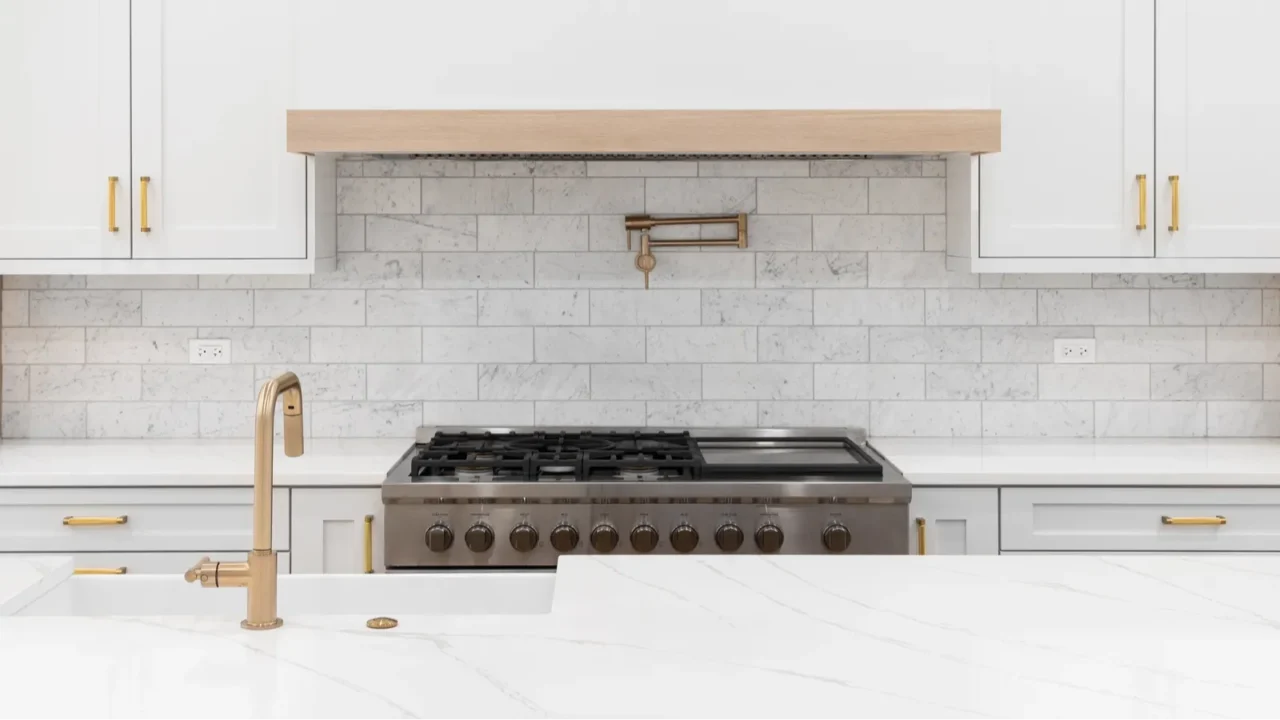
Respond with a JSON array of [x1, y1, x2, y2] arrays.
[[290, 488, 384, 574], [909, 488, 999, 555]]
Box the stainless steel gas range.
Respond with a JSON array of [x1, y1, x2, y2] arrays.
[[382, 426, 909, 570]]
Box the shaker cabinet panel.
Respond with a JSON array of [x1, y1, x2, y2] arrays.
[[909, 488, 999, 555], [291, 489, 384, 574]]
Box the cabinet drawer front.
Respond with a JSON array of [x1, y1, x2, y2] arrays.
[[1001, 488, 1280, 552], [14, 550, 292, 575], [0, 488, 289, 552]]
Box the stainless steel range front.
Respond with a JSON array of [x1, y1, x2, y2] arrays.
[[382, 427, 909, 569]]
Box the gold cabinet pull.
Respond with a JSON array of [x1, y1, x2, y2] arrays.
[[364, 514, 375, 573], [107, 176, 119, 232], [1161, 515, 1225, 526], [1168, 175, 1180, 232], [139, 176, 151, 232], [1141, 174, 1152, 229], [63, 515, 128, 526], [74, 567, 127, 575], [915, 517, 926, 555]]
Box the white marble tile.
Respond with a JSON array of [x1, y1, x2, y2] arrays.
[[1, 402, 86, 438], [141, 290, 251, 327], [647, 327, 755, 362], [813, 289, 925, 325], [758, 401, 869, 428], [365, 215, 478, 251], [2, 275, 85, 289], [698, 160, 809, 177], [422, 401, 535, 426], [367, 364, 477, 401], [1039, 289, 1149, 326], [197, 402, 272, 439], [337, 178, 421, 214], [587, 161, 697, 177], [336, 160, 362, 177], [253, 289, 363, 327], [1208, 327, 1280, 362], [479, 364, 590, 400], [981, 327, 1094, 363], [363, 158, 473, 177], [813, 215, 922, 251], [475, 160, 585, 177], [1092, 273, 1203, 288], [980, 274, 1092, 289], [336, 215, 365, 252], [140, 365, 253, 402], [589, 290, 701, 326], [30, 365, 140, 401], [311, 327, 421, 363], [702, 290, 812, 326], [197, 274, 310, 289], [3, 366, 29, 402], [1266, 365, 1280, 399], [702, 364, 811, 400], [871, 401, 981, 437], [311, 402, 421, 438], [759, 327, 868, 362], [478, 215, 589, 251], [422, 327, 533, 363], [867, 252, 979, 288], [255, 364, 366, 401], [709, 215, 810, 252], [815, 364, 924, 400], [83, 275, 197, 290], [1094, 327, 1206, 363], [757, 178, 867, 213], [871, 327, 981, 362], [868, 178, 946, 213], [1096, 401, 1207, 438], [923, 215, 946, 251], [1150, 364, 1262, 401], [366, 290, 476, 326], [1207, 401, 1280, 437], [535, 327, 645, 363], [1, 328, 85, 364], [592, 364, 700, 400], [981, 401, 1093, 438], [83, 328, 195, 363], [421, 179, 532, 214], [810, 159, 922, 177], [923, 160, 947, 177], [757, 252, 866, 288], [86, 402, 199, 439], [645, 178, 757, 214], [925, 289, 1036, 326], [1204, 273, 1280, 288], [2, 290, 28, 326], [1150, 289, 1262, 325], [534, 179, 644, 214], [422, 252, 533, 289], [926, 363, 1037, 401], [1039, 365, 1149, 400], [534, 401, 647, 426], [1266, 290, 1280, 325], [311, 253, 422, 289], [480, 289, 586, 326], [646, 401, 758, 427], [31, 291, 141, 326], [535, 253, 642, 289], [652, 252, 756, 289]]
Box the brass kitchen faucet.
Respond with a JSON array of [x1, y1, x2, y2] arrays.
[[624, 214, 748, 288]]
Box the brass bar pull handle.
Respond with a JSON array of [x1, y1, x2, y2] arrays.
[[1136, 174, 1148, 230], [1168, 175, 1180, 232], [74, 567, 127, 575], [915, 517, 926, 555], [1161, 515, 1225, 526], [139, 176, 151, 233], [63, 515, 128, 526], [107, 176, 119, 232], [364, 514, 375, 574]]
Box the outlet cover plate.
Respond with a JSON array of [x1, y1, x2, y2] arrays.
[[190, 338, 231, 365], [1053, 338, 1096, 364]]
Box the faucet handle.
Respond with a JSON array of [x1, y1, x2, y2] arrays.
[[184, 557, 214, 585]]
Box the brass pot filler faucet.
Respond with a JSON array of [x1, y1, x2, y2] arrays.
[[624, 213, 748, 288], [185, 371, 303, 630]]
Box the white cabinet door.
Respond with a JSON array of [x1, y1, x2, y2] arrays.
[[980, 0, 1154, 258], [130, 0, 305, 260], [0, 0, 131, 259], [909, 488, 999, 555], [1156, 0, 1280, 258], [291, 489, 384, 574]]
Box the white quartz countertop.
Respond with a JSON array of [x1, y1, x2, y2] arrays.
[[2, 554, 1280, 718]]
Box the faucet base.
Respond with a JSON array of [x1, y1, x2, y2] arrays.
[[241, 618, 284, 631]]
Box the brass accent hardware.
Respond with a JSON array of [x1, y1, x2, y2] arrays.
[[624, 214, 748, 289], [915, 517, 926, 555], [364, 514, 375, 574], [366, 616, 398, 630], [74, 567, 127, 575], [1161, 515, 1225, 526], [63, 515, 127, 526], [139, 176, 151, 232], [1136, 174, 1148, 230], [107, 176, 119, 232], [185, 372, 303, 630], [1168, 175, 1180, 232]]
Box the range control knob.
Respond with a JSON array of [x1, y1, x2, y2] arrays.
[[714, 524, 744, 552], [549, 524, 579, 553], [822, 523, 852, 553], [510, 524, 539, 553], [590, 524, 619, 553], [670, 524, 699, 553], [630, 524, 659, 553], [424, 524, 454, 553], [755, 524, 784, 554], [464, 523, 494, 553]]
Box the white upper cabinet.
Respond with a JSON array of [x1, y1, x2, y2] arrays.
[[0, 0, 131, 259], [1155, 0, 1280, 259]]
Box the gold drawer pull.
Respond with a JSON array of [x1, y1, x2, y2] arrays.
[[1168, 175, 1181, 232], [915, 517, 926, 555], [1136, 174, 1148, 230], [139, 176, 151, 232], [364, 514, 375, 574], [107, 176, 119, 232], [1161, 515, 1226, 526], [63, 515, 128, 526], [74, 567, 127, 575]]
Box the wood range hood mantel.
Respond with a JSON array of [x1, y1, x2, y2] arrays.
[[286, 110, 1000, 155]]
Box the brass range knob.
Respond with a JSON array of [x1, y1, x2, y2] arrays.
[[510, 524, 539, 553], [670, 524, 699, 553], [590, 524, 619, 553], [550, 524, 579, 552], [464, 523, 494, 553], [715, 524, 744, 552], [425, 524, 454, 553], [822, 523, 852, 553], [755, 524, 784, 554], [630, 524, 659, 553]]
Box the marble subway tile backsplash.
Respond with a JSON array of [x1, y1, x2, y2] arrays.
[[6, 157, 1280, 438]]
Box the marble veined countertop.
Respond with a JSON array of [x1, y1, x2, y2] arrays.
[[2, 554, 1280, 718]]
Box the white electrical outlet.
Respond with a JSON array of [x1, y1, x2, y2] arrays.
[[190, 338, 231, 365], [1053, 338, 1096, 364]]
